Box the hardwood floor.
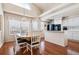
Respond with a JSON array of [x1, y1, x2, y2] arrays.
[[0, 40, 67, 55], [0, 39, 79, 55], [0, 42, 14, 55], [44, 41, 67, 55], [67, 40, 79, 55]]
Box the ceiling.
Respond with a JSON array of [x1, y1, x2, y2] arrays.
[[11, 3, 63, 14], [9, 3, 67, 16], [33, 3, 62, 12], [5, 3, 79, 19], [11, 3, 31, 10]]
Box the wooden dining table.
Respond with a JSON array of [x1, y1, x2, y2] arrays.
[[16, 34, 32, 40]]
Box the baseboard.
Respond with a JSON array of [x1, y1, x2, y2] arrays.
[[5, 41, 15, 43], [5, 39, 15, 42], [45, 40, 66, 47]]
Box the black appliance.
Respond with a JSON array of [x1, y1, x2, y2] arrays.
[[47, 24, 61, 31]]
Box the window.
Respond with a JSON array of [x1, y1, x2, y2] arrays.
[[40, 22, 44, 31], [9, 20, 20, 35], [32, 20, 40, 31], [5, 13, 42, 36], [9, 19, 31, 35], [21, 20, 30, 35]]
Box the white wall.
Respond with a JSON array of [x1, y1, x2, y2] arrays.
[[4, 13, 15, 42], [0, 3, 5, 47], [0, 4, 3, 15]]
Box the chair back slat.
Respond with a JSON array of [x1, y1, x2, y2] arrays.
[[31, 31, 41, 44]]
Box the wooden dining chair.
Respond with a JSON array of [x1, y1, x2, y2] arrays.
[[26, 32, 41, 55], [14, 34, 27, 54]]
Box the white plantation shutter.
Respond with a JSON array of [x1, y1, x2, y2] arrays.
[[5, 13, 31, 35]]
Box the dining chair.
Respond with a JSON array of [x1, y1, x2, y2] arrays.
[[14, 34, 27, 54], [26, 32, 41, 55]]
